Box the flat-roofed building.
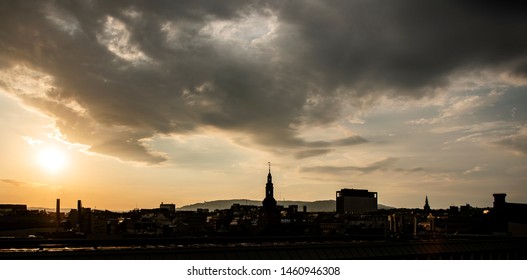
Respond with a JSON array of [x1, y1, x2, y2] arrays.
[[336, 188, 378, 214], [0, 204, 27, 216], [160, 203, 176, 213]]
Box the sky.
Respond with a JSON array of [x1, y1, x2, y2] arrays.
[[1, 0, 526, 211]]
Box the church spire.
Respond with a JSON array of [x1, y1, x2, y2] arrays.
[[263, 162, 276, 209], [260, 162, 279, 230], [267, 162, 272, 183], [424, 195, 431, 212]]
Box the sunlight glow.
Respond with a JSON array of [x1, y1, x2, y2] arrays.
[[37, 148, 67, 173]]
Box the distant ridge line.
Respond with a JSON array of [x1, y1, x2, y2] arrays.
[[26, 200, 394, 212], [179, 199, 393, 212]]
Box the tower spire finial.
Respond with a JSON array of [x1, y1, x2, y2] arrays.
[[267, 162, 272, 183]]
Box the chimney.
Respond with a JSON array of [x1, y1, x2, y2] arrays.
[[492, 193, 508, 233], [77, 200, 82, 225], [56, 199, 60, 230], [493, 193, 506, 208]]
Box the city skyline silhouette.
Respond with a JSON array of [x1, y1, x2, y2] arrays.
[[2, 0, 527, 264], [1, 165, 527, 260]]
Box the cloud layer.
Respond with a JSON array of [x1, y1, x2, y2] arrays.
[[1, 0, 527, 163]]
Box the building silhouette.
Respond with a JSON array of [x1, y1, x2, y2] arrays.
[[0, 204, 27, 216], [336, 188, 378, 214], [424, 196, 431, 213], [4, 190, 527, 259], [160, 202, 176, 213], [492, 193, 527, 235], [262, 162, 277, 210], [259, 163, 280, 232]]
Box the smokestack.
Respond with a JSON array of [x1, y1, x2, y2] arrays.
[[56, 199, 60, 230], [77, 200, 82, 225]]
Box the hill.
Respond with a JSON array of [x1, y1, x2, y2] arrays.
[[179, 199, 393, 212]]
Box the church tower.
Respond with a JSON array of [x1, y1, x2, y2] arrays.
[[260, 162, 280, 232], [262, 162, 277, 209], [424, 196, 431, 213]]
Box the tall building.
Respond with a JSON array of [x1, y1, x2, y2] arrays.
[[260, 162, 279, 230], [262, 162, 277, 210], [336, 188, 378, 214]]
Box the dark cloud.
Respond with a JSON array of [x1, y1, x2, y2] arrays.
[[513, 60, 527, 78], [1, 1, 526, 163], [277, 0, 527, 93]]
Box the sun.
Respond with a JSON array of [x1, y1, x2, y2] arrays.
[[37, 147, 67, 173]]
